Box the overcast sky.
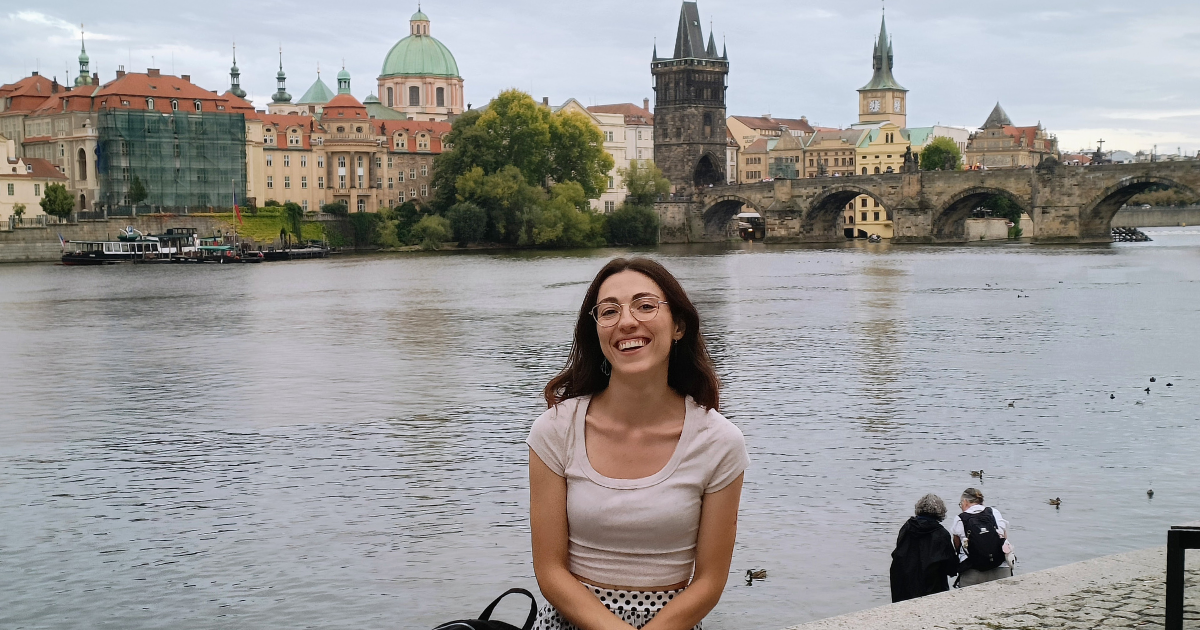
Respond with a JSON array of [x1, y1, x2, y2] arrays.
[[3, 1, 1198, 154]]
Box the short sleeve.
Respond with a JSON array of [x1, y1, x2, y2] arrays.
[[526, 401, 574, 477], [703, 412, 750, 494]]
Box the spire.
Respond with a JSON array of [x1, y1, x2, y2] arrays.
[[982, 102, 1013, 129], [722, 36, 727, 60], [75, 24, 91, 87], [706, 31, 717, 57], [672, 1, 708, 59], [272, 47, 292, 104], [652, 39, 658, 61], [229, 43, 246, 98], [858, 11, 905, 92]]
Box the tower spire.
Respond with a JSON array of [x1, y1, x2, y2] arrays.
[[75, 24, 91, 87], [272, 46, 292, 104], [229, 43, 246, 98]]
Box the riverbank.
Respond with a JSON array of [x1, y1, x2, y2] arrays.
[[783, 544, 1199, 630]]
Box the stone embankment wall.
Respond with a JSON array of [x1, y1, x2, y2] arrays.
[[1112, 205, 1200, 228], [0, 215, 235, 263], [782, 545, 1199, 630]]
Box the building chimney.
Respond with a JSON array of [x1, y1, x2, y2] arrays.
[[181, 74, 190, 83], [542, 96, 550, 108], [147, 68, 160, 77], [92, 72, 99, 84], [644, 98, 650, 112], [31, 70, 39, 76], [116, 69, 125, 79], [51, 78, 59, 94]]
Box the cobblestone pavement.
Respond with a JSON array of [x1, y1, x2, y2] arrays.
[[953, 568, 1200, 630]]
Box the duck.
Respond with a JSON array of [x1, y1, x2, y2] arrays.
[[1150, 377, 1157, 383], [1145, 387, 1151, 394], [1008, 401, 1015, 408], [1147, 489, 1155, 498], [746, 569, 767, 580], [970, 470, 984, 478], [1166, 383, 1174, 387], [1048, 498, 1061, 506], [1110, 394, 1116, 400]]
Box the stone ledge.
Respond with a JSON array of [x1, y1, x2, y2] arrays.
[[782, 546, 1169, 630]]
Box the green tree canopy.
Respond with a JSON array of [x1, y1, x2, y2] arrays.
[[606, 204, 660, 246], [282, 202, 304, 239], [40, 183, 74, 219], [432, 90, 614, 211], [128, 175, 148, 207], [411, 214, 452, 250], [919, 137, 963, 171], [619, 161, 670, 206], [446, 201, 488, 244]]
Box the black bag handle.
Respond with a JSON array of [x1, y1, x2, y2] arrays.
[[478, 588, 538, 630]]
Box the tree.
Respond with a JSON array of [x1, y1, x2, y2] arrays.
[[11, 203, 25, 220], [531, 182, 606, 248], [606, 204, 660, 246], [447, 201, 488, 244], [41, 183, 74, 219], [320, 201, 348, 216], [393, 201, 422, 244], [432, 90, 613, 213], [980, 195, 1023, 224], [410, 214, 452, 250], [619, 161, 670, 206], [282, 202, 304, 240], [919, 137, 963, 171], [128, 175, 148, 207]]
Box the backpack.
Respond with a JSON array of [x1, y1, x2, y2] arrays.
[[432, 588, 538, 630], [958, 507, 1006, 571]]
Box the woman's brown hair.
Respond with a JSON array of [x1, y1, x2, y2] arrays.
[[543, 257, 720, 410]]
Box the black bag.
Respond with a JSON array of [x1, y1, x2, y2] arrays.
[[432, 588, 539, 630], [959, 507, 1006, 571]]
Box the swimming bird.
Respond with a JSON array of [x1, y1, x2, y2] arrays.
[[1145, 387, 1151, 394], [1110, 394, 1116, 400], [1008, 401, 1015, 408], [1048, 498, 1061, 507], [1147, 489, 1155, 498], [1166, 383, 1174, 387], [746, 569, 767, 580], [970, 470, 984, 478], [1150, 377, 1157, 383]]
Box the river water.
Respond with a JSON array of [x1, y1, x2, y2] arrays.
[[2, 229, 1199, 629]]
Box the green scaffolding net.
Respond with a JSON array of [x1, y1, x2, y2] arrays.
[[96, 110, 247, 211]]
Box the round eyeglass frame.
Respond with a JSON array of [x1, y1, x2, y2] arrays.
[[590, 298, 668, 328]]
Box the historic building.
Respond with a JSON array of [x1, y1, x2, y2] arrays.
[[0, 73, 56, 156], [0, 134, 68, 223], [378, 9, 464, 121], [727, 115, 814, 150], [857, 14, 907, 127], [652, 1, 728, 194], [964, 103, 1059, 169]]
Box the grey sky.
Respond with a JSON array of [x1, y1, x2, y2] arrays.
[[3, 1, 1198, 154]]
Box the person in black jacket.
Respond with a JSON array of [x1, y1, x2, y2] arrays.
[[889, 494, 959, 602]]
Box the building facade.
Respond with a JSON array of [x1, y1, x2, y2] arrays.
[[652, 1, 728, 194], [964, 103, 1059, 169], [727, 115, 814, 150], [377, 10, 465, 121], [1, 134, 68, 222]]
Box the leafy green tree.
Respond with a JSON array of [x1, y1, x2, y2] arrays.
[[410, 214, 452, 250], [619, 161, 670, 206], [531, 182, 606, 248], [432, 90, 613, 214], [321, 201, 348, 216], [282, 202, 304, 240], [447, 201, 488, 244], [980, 195, 1024, 224], [606, 204, 660, 246], [919, 137, 963, 171], [40, 183, 75, 219], [11, 203, 25, 220], [375, 205, 402, 249], [128, 175, 148, 207], [264, 199, 281, 208], [394, 201, 422, 244], [456, 165, 544, 244]]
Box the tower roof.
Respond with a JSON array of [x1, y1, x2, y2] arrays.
[[297, 76, 335, 104], [380, 10, 460, 78], [982, 102, 1013, 129], [672, 2, 716, 60], [858, 14, 906, 92]]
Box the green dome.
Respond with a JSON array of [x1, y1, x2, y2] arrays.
[[411, 9, 429, 21], [379, 33, 460, 79]]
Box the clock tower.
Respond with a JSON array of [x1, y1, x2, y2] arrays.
[[857, 13, 907, 127]]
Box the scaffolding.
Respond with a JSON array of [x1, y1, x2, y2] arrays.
[[96, 110, 246, 211]]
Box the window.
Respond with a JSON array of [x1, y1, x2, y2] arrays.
[[388, 178, 394, 189], [302, 199, 309, 211], [397, 170, 405, 182], [874, 166, 880, 174], [387, 87, 394, 108], [301, 176, 308, 189], [420, 164, 428, 176], [637, 149, 644, 159], [874, 199, 881, 207], [375, 157, 382, 169], [317, 156, 325, 168], [6, 183, 13, 195], [436, 87, 445, 107], [420, 184, 428, 196], [338, 156, 346, 168], [409, 169, 416, 180], [266, 154, 273, 167], [376, 177, 383, 188], [358, 198, 366, 212], [170, 99, 178, 111], [339, 175, 346, 188], [395, 135, 406, 149], [604, 200, 615, 212], [608, 176, 615, 189], [318, 176, 325, 189], [410, 188, 417, 198], [874, 212, 880, 221], [387, 156, 393, 168], [284, 176, 291, 189], [194, 100, 202, 112], [288, 133, 301, 147], [283, 155, 290, 167], [605, 131, 615, 142], [301, 156, 307, 168], [861, 212, 868, 221], [862, 167, 868, 175], [146, 97, 154, 109], [637, 130, 643, 140], [266, 176, 273, 189], [417, 134, 429, 150], [409, 86, 420, 106], [34, 184, 41, 196], [809, 159, 814, 167], [861, 198, 867, 208]]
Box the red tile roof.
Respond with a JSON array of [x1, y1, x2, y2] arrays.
[[321, 94, 368, 119], [0, 74, 56, 113], [732, 115, 814, 135], [587, 103, 654, 126], [20, 158, 68, 180]]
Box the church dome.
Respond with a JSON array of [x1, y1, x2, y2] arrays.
[[379, 12, 460, 79]]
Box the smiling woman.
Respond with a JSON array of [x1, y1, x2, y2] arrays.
[[528, 258, 748, 630]]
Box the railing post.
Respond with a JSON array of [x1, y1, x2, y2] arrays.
[[1166, 528, 1184, 630]]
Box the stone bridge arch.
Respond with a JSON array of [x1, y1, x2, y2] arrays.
[[699, 193, 762, 236], [932, 186, 1030, 242], [1079, 175, 1199, 239], [803, 184, 887, 240]]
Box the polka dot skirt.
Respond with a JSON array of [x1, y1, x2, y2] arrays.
[[534, 584, 702, 630]]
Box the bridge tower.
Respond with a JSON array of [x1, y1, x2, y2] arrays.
[[652, 2, 728, 195], [857, 12, 907, 127]]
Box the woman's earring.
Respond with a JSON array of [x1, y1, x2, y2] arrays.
[[601, 358, 611, 376]]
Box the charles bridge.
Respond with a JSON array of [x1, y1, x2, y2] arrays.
[[655, 159, 1200, 244]]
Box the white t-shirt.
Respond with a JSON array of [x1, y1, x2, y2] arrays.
[[951, 504, 1009, 563], [527, 395, 749, 588]]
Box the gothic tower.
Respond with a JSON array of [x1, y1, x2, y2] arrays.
[[857, 13, 907, 127], [652, 1, 728, 193]]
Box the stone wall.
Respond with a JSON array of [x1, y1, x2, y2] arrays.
[[1112, 205, 1200, 228], [0, 215, 235, 263]]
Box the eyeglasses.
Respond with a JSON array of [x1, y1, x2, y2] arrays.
[[590, 297, 668, 328]]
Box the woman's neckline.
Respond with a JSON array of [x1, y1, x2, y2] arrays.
[[573, 395, 697, 490]]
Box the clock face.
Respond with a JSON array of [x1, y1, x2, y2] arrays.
[[869, 99, 880, 113], [893, 98, 902, 113]]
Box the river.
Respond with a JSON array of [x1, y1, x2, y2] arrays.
[[2, 228, 1199, 629]]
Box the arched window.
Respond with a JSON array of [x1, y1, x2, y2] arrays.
[[146, 97, 154, 110], [77, 148, 87, 181], [357, 197, 366, 211], [171, 99, 179, 111], [387, 87, 394, 107], [874, 167, 880, 174], [862, 167, 868, 175], [436, 87, 445, 107], [194, 100, 202, 112], [409, 86, 420, 106]]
